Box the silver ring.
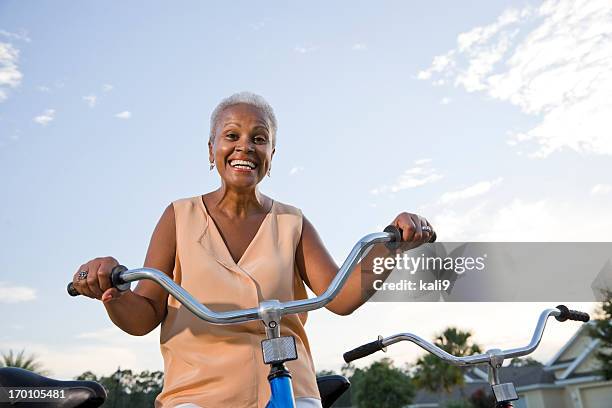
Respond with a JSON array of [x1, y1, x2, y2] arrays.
[[77, 270, 88, 280], [422, 226, 432, 232]]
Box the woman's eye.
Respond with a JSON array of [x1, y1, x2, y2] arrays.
[[226, 133, 238, 139], [254, 136, 267, 143]]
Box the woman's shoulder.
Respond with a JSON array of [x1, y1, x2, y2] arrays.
[[271, 198, 303, 218], [167, 195, 204, 216], [170, 195, 201, 206]]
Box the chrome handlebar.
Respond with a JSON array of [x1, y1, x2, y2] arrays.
[[380, 308, 561, 366], [344, 306, 589, 367], [69, 229, 400, 325]]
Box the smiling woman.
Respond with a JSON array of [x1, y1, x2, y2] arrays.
[[70, 91, 435, 408]]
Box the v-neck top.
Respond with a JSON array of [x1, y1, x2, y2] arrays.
[[200, 196, 275, 267], [155, 196, 319, 408]]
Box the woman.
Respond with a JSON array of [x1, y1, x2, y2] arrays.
[[72, 92, 435, 407]]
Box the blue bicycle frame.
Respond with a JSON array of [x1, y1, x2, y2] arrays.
[[267, 366, 295, 408]]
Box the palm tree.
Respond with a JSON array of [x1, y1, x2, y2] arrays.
[[413, 327, 481, 395], [0, 349, 49, 375]]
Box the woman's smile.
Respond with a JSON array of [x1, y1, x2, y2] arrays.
[[228, 159, 258, 172]]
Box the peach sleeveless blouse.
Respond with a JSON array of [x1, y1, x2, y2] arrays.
[[155, 196, 320, 407]]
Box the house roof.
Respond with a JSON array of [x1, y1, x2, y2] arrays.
[[412, 382, 491, 405], [546, 322, 595, 366]]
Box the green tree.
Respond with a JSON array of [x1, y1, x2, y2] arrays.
[[351, 358, 414, 408], [413, 328, 481, 394], [75, 368, 163, 407], [590, 289, 612, 380], [0, 349, 49, 375]]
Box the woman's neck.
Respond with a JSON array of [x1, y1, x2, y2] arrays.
[[209, 186, 268, 219]]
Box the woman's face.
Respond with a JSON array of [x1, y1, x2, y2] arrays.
[[209, 103, 275, 191]]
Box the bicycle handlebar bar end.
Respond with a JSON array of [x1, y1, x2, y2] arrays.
[[555, 305, 590, 322], [383, 225, 402, 250], [67, 282, 80, 297], [343, 336, 386, 363], [429, 231, 437, 243], [111, 265, 130, 291]]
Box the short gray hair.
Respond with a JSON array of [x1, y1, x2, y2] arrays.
[[209, 92, 277, 147]]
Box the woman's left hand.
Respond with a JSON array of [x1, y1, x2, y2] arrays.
[[391, 212, 436, 245]]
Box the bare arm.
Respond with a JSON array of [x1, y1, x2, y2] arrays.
[[295, 213, 433, 316], [102, 204, 176, 335]]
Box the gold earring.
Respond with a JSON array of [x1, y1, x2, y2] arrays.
[[209, 161, 214, 171]]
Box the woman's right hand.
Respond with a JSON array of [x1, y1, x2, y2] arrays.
[[73, 256, 126, 303]]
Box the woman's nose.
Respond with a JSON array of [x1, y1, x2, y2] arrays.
[[236, 142, 255, 153]]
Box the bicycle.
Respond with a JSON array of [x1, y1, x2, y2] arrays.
[[0, 225, 406, 407], [343, 305, 591, 408]]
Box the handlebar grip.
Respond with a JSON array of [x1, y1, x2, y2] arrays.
[[384, 225, 402, 250], [429, 231, 437, 243], [343, 337, 385, 363], [383, 225, 436, 249], [555, 305, 590, 322], [67, 282, 79, 296], [66, 265, 130, 297]]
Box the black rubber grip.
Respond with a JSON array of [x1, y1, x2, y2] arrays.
[[66, 265, 129, 297], [384, 225, 402, 250], [343, 338, 385, 363], [383, 225, 436, 248], [555, 305, 590, 322], [67, 282, 79, 296], [111, 264, 129, 288]]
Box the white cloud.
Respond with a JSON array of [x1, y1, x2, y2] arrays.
[[0, 29, 31, 43], [417, 51, 455, 79], [37, 85, 51, 92], [102, 84, 113, 92], [294, 45, 318, 54], [0, 41, 22, 102], [0, 327, 161, 378], [33, 109, 55, 125], [414, 158, 432, 165], [438, 177, 502, 205], [83, 94, 96, 108], [440, 97, 452, 105], [433, 198, 612, 241], [370, 160, 443, 195], [418, 0, 612, 157], [289, 166, 304, 175], [591, 184, 612, 195], [352, 43, 367, 51], [115, 111, 131, 119], [0, 282, 36, 303]]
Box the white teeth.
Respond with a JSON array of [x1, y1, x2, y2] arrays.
[[230, 159, 256, 169]]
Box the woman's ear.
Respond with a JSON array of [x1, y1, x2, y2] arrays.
[[208, 140, 214, 164]]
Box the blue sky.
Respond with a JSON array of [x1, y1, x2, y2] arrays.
[[1, 0, 610, 378]]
